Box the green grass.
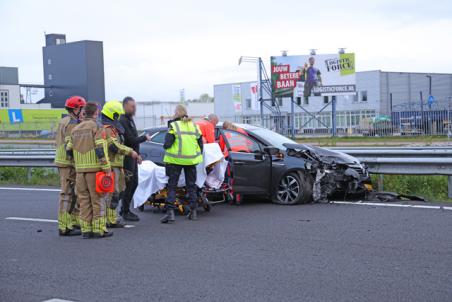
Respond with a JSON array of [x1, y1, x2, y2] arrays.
[[0, 167, 59, 186], [371, 174, 451, 202]]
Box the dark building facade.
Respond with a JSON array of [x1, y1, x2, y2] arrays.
[[39, 34, 105, 108]]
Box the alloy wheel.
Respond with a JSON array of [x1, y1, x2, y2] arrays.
[[276, 174, 301, 204]]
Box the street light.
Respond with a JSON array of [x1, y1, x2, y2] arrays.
[[310, 49, 317, 56], [338, 48, 346, 54], [238, 56, 264, 126]]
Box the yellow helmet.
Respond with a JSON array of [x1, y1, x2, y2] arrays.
[[102, 100, 124, 120]]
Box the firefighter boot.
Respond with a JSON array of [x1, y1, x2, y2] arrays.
[[160, 209, 175, 224]]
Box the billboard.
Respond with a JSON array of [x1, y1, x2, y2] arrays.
[[271, 53, 356, 98], [232, 85, 242, 113], [0, 109, 65, 131]]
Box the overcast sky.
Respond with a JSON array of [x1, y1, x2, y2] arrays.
[[1, 0, 451, 102]]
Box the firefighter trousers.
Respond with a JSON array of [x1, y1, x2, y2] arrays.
[[58, 167, 80, 231], [76, 172, 108, 234], [105, 167, 125, 225]]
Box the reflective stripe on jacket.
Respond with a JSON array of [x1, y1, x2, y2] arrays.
[[104, 125, 133, 168], [163, 120, 203, 165], [55, 115, 79, 167], [67, 118, 111, 173]]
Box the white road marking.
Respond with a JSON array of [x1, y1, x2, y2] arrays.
[[5, 217, 58, 223], [42, 299, 75, 302], [0, 187, 60, 192], [331, 201, 452, 211], [5, 217, 137, 229]]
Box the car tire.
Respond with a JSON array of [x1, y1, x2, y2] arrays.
[[273, 172, 313, 205]]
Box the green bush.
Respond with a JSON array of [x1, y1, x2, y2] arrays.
[[0, 167, 59, 186], [371, 174, 450, 202]]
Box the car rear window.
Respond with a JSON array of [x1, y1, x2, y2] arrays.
[[151, 131, 166, 144]]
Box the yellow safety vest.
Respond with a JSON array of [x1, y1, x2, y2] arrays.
[[163, 120, 203, 166]]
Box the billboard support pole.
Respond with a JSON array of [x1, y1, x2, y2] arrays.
[[291, 96, 295, 139], [332, 96, 337, 136], [259, 57, 264, 127]]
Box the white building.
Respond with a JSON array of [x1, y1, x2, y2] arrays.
[[0, 67, 50, 109], [134, 101, 214, 130]]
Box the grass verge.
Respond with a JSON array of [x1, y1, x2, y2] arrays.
[[370, 174, 451, 202], [0, 167, 59, 186]]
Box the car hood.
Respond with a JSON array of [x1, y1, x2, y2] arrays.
[[283, 143, 361, 165]]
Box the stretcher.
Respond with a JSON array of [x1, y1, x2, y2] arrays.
[[139, 182, 231, 215], [133, 143, 230, 214]]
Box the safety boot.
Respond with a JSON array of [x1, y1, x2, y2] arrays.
[[59, 228, 81, 236], [187, 208, 198, 221], [82, 232, 93, 239], [107, 222, 125, 228], [92, 231, 114, 239], [160, 209, 175, 224]]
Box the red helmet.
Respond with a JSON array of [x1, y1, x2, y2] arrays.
[[65, 96, 87, 109]]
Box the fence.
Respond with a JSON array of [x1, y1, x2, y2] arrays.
[[1, 147, 451, 198]]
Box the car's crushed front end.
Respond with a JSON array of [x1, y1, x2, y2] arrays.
[[284, 144, 372, 202]]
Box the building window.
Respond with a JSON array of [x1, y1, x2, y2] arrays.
[[296, 97, 302, 105], [323, 96, 329, 104], [353, 93, 358, 102], [47, 59, 52, 65], [304, 97, 309, 105], [361, 91, 368, 102], [0, 90, 9, 108], [278, 98, 283, 106], [48, 74, 53, 80], [245, 98, 251, 109]]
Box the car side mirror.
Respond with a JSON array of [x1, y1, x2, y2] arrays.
[[263, 146, 280, 155]]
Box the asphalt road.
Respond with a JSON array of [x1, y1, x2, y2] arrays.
[[1, 187, 451, 302]]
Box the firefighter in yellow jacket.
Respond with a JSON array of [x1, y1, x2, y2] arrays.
[[100, 101, 140, 228], [55, 96, 86, 236], [66, 102, 112, 239]]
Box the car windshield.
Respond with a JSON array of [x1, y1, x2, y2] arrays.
[[250, 127, 296, 150]]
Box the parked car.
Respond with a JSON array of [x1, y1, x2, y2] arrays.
[[140, 123, 372, 205]]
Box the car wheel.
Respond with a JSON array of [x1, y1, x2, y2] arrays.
[[274, 172, 312, 205]]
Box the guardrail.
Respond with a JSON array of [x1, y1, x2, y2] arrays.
[[1, 147, 452, 197]]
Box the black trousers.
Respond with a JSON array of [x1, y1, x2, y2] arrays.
[[166, 164, 197, 210], [122, 161, 138, 214]]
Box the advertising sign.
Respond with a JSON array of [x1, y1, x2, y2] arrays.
[[232, 85, 242, 113], [0, 108, 65, 131], [271, 53, 356, 98], [250, 82, 259, 111]]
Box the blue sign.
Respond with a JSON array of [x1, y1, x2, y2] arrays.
[[8, 109, 23, 124], [428, 95, 435, 108]]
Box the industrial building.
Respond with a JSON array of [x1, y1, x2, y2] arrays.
[[39, 34, 105, 107], [214, 70, 452, 135]]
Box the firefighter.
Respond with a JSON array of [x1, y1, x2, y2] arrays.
[[160, 105, 204, 223], [66, 102, 112, 239], [101, 100, 140, 228], [196, 114, 218, 144], [55, 96, 86, 236]]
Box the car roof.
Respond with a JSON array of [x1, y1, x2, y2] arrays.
[[144, 122, 262, 133]]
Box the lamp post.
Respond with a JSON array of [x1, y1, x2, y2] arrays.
[[239, 56, 264, 126]]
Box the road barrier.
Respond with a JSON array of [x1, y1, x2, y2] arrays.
[[1, 147, 452, 197]]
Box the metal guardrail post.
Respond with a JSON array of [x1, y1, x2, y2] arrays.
[[449, 176, 452, 199]]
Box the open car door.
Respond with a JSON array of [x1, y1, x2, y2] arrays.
[[221, 129, 271, 195]]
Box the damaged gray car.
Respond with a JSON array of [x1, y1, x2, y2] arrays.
[[140, 123, 373, 205]]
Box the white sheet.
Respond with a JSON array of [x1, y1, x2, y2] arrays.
[[133, 143, 227, 208]]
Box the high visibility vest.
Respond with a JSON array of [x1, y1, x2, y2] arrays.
[[164, 120, 203, 166], [196, 119, 215, 144]]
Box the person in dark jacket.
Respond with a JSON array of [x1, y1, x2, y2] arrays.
[[119, 96, 150, 221]]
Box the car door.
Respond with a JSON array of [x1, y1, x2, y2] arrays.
[[221, 129, 271, 195], [140, 130, 166, 165]]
